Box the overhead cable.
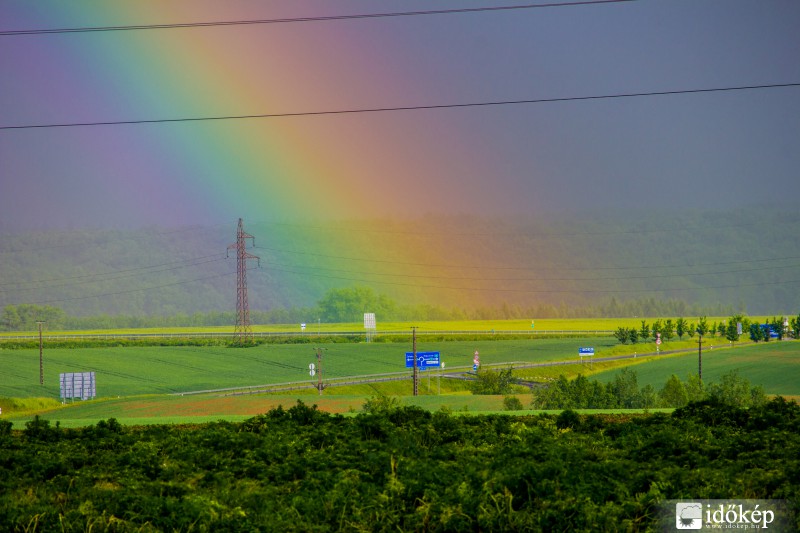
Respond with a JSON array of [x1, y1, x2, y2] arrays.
[[0, 1, 636, 36], [2, 83, 798, 131]]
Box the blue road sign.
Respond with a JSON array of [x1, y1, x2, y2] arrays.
[[579, 347, 595, 355], [405, 351, 440, 370]]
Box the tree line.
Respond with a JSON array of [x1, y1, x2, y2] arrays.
[[3, 209, 798, 318], [613, 314, 800, 345], [1, 289, 749, 332], [530, 368, 765, 410]]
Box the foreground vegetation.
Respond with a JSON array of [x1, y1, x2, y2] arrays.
[[1, 397, 797, 531]]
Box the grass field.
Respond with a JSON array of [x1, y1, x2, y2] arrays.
[[0, 337, 620, 398], [590, 341, 800, 395], [1, 322, 796, 427]]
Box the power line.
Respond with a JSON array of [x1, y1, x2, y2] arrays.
[[0, 225, 221, 255], [254, 245, 800, 273], [264, 258, 800, 284], [262, 264, 800, 295], [3, 213, 787, 255], [3, 83, 798, 131], [0, 255, 227, 293], [260, 219, 767, 238], [0, 1, 637, 37], [3, 246, 797, 298], [8, 269, 244, 307], [9, 262, 798, 306]]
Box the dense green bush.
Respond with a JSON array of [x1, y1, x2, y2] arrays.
[[532, 369, 766, 410], [0, 398, 797, 531]]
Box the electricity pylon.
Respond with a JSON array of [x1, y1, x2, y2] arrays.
[[227, 218, 260, 345]]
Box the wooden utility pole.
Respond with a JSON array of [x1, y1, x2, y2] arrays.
[[412, 327, 418, 396], [696, 334, 703, 382], [316, 347, 324, 395], [36, 321, 44, 385]]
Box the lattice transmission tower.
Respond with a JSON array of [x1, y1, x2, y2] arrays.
[[227, 218, 260, 344]]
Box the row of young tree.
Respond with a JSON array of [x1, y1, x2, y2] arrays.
[[531, 368, 765, 410], [613, 314, 800, 345]]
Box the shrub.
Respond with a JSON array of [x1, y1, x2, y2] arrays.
[[503, 396, 523, 411], [556, 409, 580, 430]]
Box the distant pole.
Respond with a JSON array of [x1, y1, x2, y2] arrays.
[[316, 347, 324, 395], [412, 327, 418, 396], [697, 334, 703, 382], [36, 321, 44, 385]]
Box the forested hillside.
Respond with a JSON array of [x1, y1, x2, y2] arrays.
[[0, 208, 797, 318]]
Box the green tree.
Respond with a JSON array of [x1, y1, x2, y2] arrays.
[[659, 374, 688, 408], [685, 374, 705, 403], [769, 317, 784, 341], [662, 319, 675, 341], [1, 304, 66, 331], [706, 370, 762, 408], [640, 384, 658, 409], [531, 375, 573, 409], [675, 317, 688, 340], [317, 286, 396, 323], [470, 367, 516, 395], [725, 319, 740, 344], [639, 320, 650, 343], [613, 326, 629, 344], [696, 316, 709, 336], [628, 326, 639, 344], [0, 305, 21, 330], [612, 368, 641, 408], [790, 314, 800, 338], [749, 323, 762, 342], [651, 319, 663, 341]]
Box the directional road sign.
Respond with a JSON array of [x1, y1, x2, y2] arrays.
[[405, 351, 440, 370], [579, 347, 595, 355]]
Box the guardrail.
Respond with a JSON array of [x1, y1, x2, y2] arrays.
[[0, 329, 614, 341]]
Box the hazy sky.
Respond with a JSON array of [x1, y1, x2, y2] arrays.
[[1, 0, 799, 231]]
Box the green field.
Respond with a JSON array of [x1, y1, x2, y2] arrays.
[[2, 324, 797, 427], [0, 337, 619, 398], [591, 341, 800, 395]]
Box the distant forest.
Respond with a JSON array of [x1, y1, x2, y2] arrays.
[[1, 207, 797, 325], [0, 294, 743, 331]]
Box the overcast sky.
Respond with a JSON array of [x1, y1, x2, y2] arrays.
[[1, 0, 799, 231]]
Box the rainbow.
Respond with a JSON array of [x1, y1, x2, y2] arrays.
[[0, 3, 539, 310]]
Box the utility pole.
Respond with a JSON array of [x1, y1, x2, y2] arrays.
[[696, 334, 703, 382], [36, 321, 44, 385], [227, 218, 260, 345], [412, 326, 418, 396], [316, 347, 324, 395]]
